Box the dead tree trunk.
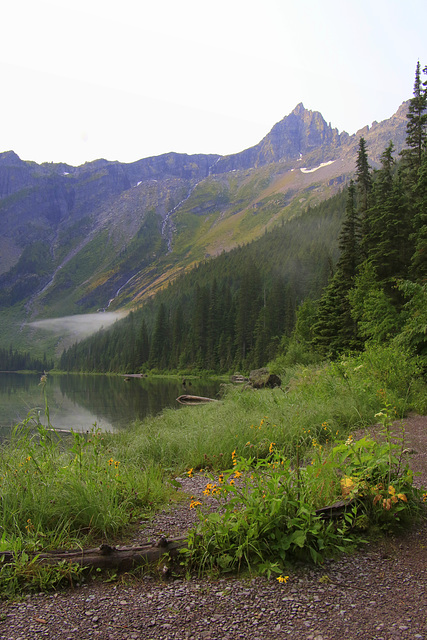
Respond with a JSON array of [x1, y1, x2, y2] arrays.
[[0, 537, 188, 572]]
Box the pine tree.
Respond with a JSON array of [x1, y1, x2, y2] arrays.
[[337, 181, 360, 280], [149, 303, 170, 369], [401, 61, 427, 182], [312, 182, 361, 355], [136, 319, 150, 367], [364, 143, 411, 291], [411, 148, 427, 282], [356, 137, 372, 247]]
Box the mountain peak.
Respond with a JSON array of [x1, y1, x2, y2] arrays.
[[291, 102, 306, 115], [0, 150, 24, 167], [212, 103, 340, 173]]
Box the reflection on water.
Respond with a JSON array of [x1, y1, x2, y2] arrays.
[[0, 373, 222, 436]]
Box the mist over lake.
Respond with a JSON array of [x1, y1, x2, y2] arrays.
[[27, 312, 128, 341]]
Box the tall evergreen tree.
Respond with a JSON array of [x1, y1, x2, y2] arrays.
[[401, 61, 427, 182], [364, 143, 411, 291], [149, 303, 170, 369], [411, 148, 427, 282], [356, 137, 372, 248], [313, 182, 361, 354]]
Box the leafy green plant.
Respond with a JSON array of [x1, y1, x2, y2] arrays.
[[184, 404, 424, 576], [0, 538, 83, 600]]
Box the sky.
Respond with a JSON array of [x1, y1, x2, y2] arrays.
[[1, 0, 426, 167]]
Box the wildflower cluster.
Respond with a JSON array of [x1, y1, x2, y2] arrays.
[[372, 484, 408, 510], [185, 409, 424, 577], [108, 457, 120, 469], [250, 416, 270, 431], [203, 483, 221, 496], [25, 518, 34, 534]]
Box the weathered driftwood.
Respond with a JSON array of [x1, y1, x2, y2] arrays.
[[0, 537, 188, 571], [0, 496, 355, 574], [315, 498, 355, 520], [176, 395, 218, 405], [230, 374, 249, 383]]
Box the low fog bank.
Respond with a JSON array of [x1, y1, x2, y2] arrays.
[[28, 311, 128, 340]]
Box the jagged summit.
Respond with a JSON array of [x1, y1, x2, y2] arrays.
[[0, 100, 410, 328], [211, 103, 345, 174], [291, 102, 306, 115], [0, 150, 25, 166]]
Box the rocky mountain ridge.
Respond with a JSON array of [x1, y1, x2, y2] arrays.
[[0, 100, 410, 343]]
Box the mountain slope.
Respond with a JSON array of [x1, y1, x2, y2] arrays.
[[0, 101, 410, 348]]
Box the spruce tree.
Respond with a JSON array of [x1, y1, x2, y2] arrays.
[[364, 143, 411, 291], [411, 147, 427, 282], [312, 182, 361, 355], [401, 61, 427, 182], [356, 137, 372, 248], [149, 303, 170, 369]]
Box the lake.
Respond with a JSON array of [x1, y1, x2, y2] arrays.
[[0, 372, 222, 437]]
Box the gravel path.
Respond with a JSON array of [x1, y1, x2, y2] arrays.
[[1, 415, 426, 640]]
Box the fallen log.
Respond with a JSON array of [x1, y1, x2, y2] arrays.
[[315, 498, 355, 520], [0, 537, 188, 572], [176, 395, 218, 405]]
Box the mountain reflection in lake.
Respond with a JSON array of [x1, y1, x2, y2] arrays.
[[0, 373, 222, 436]]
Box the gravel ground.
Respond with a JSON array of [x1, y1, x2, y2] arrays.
[[1, 415, 426, 640]]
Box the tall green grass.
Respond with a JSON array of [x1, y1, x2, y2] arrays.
[[0, 343, 424, 597], [116, 344, 426, 474]]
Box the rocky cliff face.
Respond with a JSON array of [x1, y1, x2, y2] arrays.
[[0, 102, 410, 323], [211, 104, 348, 173]]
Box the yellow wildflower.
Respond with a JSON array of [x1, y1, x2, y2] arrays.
[[277, 575, 289, 584], [269, 442, 275, 454], [341, 476, 355, 497], [189, 500, 202, 509], [187, 468, 194, 478]]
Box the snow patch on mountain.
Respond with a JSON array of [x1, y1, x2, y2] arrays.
[[300, 160, 335, 174]]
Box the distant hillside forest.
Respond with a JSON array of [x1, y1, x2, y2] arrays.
[[59, 192, 345, 373], [0, 346, 53, 372], [59, 63, 427, 374]]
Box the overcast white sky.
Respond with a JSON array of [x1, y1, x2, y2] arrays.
[[1, 0, 426, 167]]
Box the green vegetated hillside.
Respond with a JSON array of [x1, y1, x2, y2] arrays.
[[58, 190, 346, 372], [60, 63, 427, 375], [0, 100, 410, 359]]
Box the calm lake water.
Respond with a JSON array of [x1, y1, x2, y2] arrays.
[[0, 372, 222, 437]]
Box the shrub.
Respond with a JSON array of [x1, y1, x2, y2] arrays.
[[184, 403, 425, 576]]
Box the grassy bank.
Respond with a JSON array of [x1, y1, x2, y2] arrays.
[[0, 344, 425, 596], [118, 344, 426, 473]]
